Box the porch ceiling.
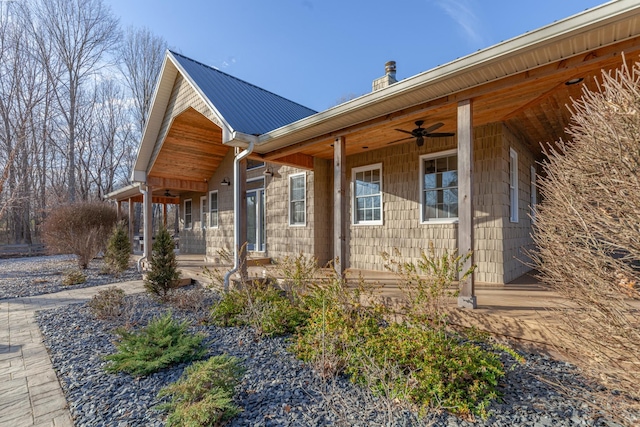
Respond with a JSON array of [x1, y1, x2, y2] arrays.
[[149, 107, 229, 186], [262, 38, 640, 163]]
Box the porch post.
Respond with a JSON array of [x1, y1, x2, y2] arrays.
[[238, 155, 248, 281], [143, 184, 153, 261], [163, 203, 167, 228], [128, 198, 135, 253], [116, 201, 122, 221], [457, 99, 477, 308], [333, 136, 346, 275]]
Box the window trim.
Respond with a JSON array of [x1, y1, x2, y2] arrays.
[[246, 159, 265, 171], [419, 149, 459, 224], [184, 199, 193, 230], [351, 163, 383, 226], [509, 148, 519, 223], [209, 190, 219, 229], [288, 172, 307, 227], [200, 195, 207, 229]]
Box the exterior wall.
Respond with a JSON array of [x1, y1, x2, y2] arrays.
[[345, 136, 459, 272], [501, 125, 536, 283]]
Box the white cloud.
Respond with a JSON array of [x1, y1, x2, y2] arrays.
[[435, 0, 485, 46]]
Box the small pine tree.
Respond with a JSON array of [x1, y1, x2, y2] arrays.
[[145, 226, 180, 301], [104, 221, 131, 277]]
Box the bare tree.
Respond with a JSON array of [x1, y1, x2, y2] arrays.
[[119, 26, 167, 135], [33, 0, 120, 203]]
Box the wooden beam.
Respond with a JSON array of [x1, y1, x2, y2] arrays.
[[457, 99, 476, 309], [147, 176, 208, 193], [128, 198, 135, 254], [266, 153, 314, 170], [334, 136, 346, 275]]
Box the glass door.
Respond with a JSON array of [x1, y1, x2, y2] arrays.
[[246, 188, 265, 251]]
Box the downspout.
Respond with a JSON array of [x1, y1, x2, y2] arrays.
[[137, 183, 149, 273], [223, 135, 256, 291]]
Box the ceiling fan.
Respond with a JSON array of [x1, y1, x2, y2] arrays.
[[163, 189, 177, 198], [390, 120, 455, 147]]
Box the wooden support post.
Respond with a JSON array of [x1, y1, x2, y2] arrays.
[[128, 198, 135, 254], [457, 99, 477, 308], [238, 156, 248, 281], [116, 201, 122, 221], [333, 136, 346, 275], [163, 203, 167, 228], [143, 185, 153, 261]]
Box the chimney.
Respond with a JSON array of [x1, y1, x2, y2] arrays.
[[372, 60, 397, 91]]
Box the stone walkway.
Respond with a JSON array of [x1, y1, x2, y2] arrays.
[[0, 281, 146, 427]]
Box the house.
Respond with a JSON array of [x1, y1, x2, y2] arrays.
[[108, 0, 640, 307]]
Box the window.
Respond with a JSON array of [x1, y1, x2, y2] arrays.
[[420, 150, 458, 222], [289, 173, 306, 226], [209, 191, 218, 228], [200, 196, 207, 229], [530, 165, 536, 223], [510, 148, 519, 223], [352, 163, 383, 225], [184, 199, 192, 229], [247, 159, 265, 170]]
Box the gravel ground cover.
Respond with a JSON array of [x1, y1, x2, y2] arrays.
[[0, 254, 140, 299], [35, 287, 623, 426]]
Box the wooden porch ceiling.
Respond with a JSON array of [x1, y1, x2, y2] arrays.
[[149, 107, 229, 190], [263, 40, 640, 163]]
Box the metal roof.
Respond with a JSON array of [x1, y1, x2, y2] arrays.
[[170, 51, 316, 135]]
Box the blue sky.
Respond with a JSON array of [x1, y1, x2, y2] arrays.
[[106, 0, 606, 112]]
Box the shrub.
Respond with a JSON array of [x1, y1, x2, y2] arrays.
[[530, 58, 640, 422], [157, 354, 245, 426], [103, 221, 131, 276], [210, 283, 307, 337], [42, 201, 118, 269], [88, 286, 126, 319], [62, 269, 86, 286], [144, 226, 180, 301], [275, 252, 318, 303], [104, 311, 205, 376]]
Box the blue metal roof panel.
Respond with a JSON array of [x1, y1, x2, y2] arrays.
[[170, 51, 317, 135]]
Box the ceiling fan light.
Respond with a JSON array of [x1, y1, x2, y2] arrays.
[[416, 136, 424, 147]]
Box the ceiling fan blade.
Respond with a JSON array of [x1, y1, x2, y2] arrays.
[[423, 122, 444, 133], [387, 136, 413, 145], [426, 132, 455, 138], [394, 128, 413, 135]]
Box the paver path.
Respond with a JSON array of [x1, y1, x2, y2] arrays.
[[0, 281, 146, 427]]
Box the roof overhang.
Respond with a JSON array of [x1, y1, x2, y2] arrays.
[[254, 0, 640, 156]]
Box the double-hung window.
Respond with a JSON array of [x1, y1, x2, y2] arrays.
[[289, 173, 306, 226], [184, 199, 192, 229], [209, 191, 218, 228], [510, 148, 519, 223], [421, 150, 458, 222], [352, 163, 383, 225]]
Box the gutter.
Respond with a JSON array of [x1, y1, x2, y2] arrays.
[[223, 132, 257, 291]]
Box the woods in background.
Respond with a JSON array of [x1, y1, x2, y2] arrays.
[[0, 0, 167, 244]]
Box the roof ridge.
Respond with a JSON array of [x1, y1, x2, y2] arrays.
[[169, 50, 317, 114]]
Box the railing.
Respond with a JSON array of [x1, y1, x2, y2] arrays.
[[0, 244, 47, 258]]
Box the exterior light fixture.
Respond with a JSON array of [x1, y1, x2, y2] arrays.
[[263, 167, 273, 176], [565, 77, 584, 85], [220, 177, 231, 186]]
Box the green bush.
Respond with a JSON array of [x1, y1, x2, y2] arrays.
[[62, 269, 86, 286], [211, 283, 307, 337], [104, 311, 205, 376], [42, 201, 118, 269], [145, 226, 180, 301], [157, 354, 245, 426], [104, 221, 131, 276], [88, 286, 125, 319]]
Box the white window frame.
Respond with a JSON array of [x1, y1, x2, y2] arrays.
[[247, 159, 265, 170], [200, 195, 207, 229], [184, 199, 192, 229], [289, 172, 306, 226], [209, 190, 219, 228], [351, 163, 383, 226], [419, 149, 459, 224], [509, 148, 519, 223], [530, 165, 536, 223]]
